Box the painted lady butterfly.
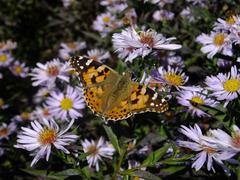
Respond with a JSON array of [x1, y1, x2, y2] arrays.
[[69, 56, 168, 121]]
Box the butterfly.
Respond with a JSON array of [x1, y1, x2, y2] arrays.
[[69, 56, 168, 121]]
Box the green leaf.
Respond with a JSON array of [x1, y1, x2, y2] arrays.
[[198, 104, 227, 122], [22, 168, 83, 180], [78, 152, 89, 161], [81, 166, 91, 179], [52, 169, 81, 176], [21, 169, 48, 177], [143, 143, 171, 166], [104, 125, 121, 154], [82, 31, 104, 42], [160, 166, 185, 174], [160, 154, 193, 165], [129, 170, 162, 180]]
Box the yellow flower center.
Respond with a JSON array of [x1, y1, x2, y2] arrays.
[[90, 55, 98, 61], [20, 112, 30, 120], [203, 146, 217, 153], [213, 33, 225, 46], [38, 128, 57, 145], [226, 16, 236, 25], [0, 99, 4, 108], [140, 32, 154, 48], [223, 79, 240, 92], [164, 73, 184, 86], [191, 96, 204, 105], [47, 66, 59, 77], [14, 65, 23, 74], [67, 42, 77, 50], [122, 16, 131, 25], [0, 128, 8, 137], [102, 16, 110, 23], [232, 133, 240, 148], [87, 144, 98, 155], [41, 90, 49, 97], [43, 108, 50, 117], [60, 98, 73, 110], [0, 54, 7, 63]]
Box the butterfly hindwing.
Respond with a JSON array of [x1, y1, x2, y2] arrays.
[[130, 83, 168, 114], [69, 56, 168, 121], [103, 98, 132, 121]]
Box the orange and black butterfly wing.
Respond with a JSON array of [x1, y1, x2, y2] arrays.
[[69, 56, 124, 118], [69, 56, 113, 87], [130, 83, 168, 114]]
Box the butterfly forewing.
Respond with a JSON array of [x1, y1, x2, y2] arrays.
[[69, 56, 112, 87]]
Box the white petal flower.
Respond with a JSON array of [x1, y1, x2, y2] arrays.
[[0, 40, 17, 51], [12, 111, 35, 122], [46, 86, 85, 121], [60, 41, 86, 53], [112, 27, 181, 62], [205, 66, 240, 106], [15, 119, 78, 166], [0, 122, 16, 140], [196, 31, 232, 59], [93, 12, 122, 37], [9, 60, 29, 78], [177, 86, 219, 117], [153, 10, 174, 21], [81, 137, 115, 171], [213, 15, 240, 31], [87, 49, 110, 62], [33, 105, 54, 121], [166, 54, 185, 68], [30, 59, 71, 88], [158, 66, 188, 87], [180, 7, 195, 22], [203, 125, 240, 152], [0, 51, 13, 67], [177, 124, 236, 172]]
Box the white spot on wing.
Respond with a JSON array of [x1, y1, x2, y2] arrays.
[[86, 59, 93, 66], [152, 93, 158, 100]]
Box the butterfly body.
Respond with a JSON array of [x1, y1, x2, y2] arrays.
[[69, 56, 168, 121], [101, 72, 132, 113]]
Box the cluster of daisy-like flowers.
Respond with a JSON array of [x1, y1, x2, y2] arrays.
[[4, 34, 116, 169], [144, 0, 206, 23], [58, 41, 86, 60], [58, 41, 110, 63], [0, 40, 30, 156], [92, 0, 137, 37], [144, 0, 175, 21], [176, 65, 240, 117], [197, 14, 240, 60], [177, 124, 240, 172], [0, 40, 29, 78]]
